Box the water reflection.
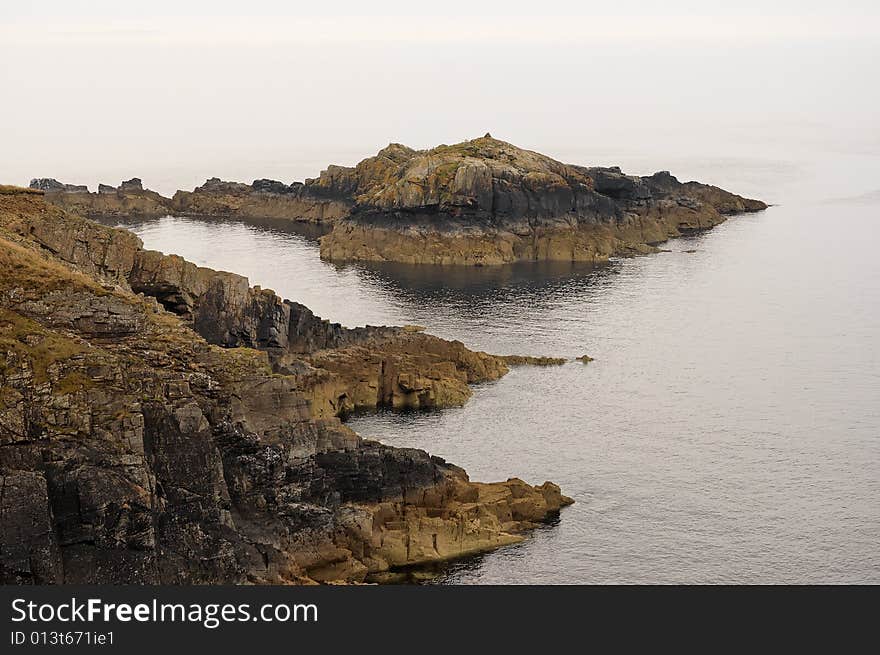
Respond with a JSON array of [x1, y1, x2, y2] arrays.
[[97, 213, 331, 242]]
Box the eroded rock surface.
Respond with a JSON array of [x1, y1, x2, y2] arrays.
[[317, 136, 767, 265], [0, 188, 571, 584]]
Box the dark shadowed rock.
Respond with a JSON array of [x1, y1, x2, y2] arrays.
[[252, 178, 292, 194], [584, 166, 652, 201], [119, 177, 144, 192]]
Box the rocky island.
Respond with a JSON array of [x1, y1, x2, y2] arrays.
[[32, 135, 766, 266], [0, 186, 571, 584], [317, 135, 767, 265]]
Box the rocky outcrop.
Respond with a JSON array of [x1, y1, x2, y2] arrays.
[[0, 189, 571, 584], [317, 136, 768, 265], [31, 178, 170, 218], [168, 177, 352, 223], [29, 178, 88, 193], [33, 176, 353, 224]]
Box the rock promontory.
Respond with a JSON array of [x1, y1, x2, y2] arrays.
[[0, 187, 571, 584]]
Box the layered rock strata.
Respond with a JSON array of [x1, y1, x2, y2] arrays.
[[0, 188, 571, 584], [317, 137, 768, 265], [169, 177, 352, 223]]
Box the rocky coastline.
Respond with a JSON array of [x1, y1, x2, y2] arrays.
[[30, 135, 766, 266], [0, 187, 571, 584], [30, 175, 351, 224], [316, 137, 767, 265]]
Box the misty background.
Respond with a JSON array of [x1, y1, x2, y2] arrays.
[[1, 1, 878, 203]]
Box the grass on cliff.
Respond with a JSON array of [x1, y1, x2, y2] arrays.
[[210, 345, 273, 380], [0, 234, 107, 296], [0, 309, 87, 384], [0, 185, 42, 196]]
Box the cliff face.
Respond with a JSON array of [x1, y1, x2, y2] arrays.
[[0, 188, 570, 584], [317, 136, 768, 265]]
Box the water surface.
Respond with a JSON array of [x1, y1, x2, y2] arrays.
[[107, 152, 880, 583]]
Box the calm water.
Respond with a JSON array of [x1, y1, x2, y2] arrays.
[[105, 150, 880, 583]]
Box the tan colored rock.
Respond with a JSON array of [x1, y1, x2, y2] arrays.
[[305, 332, 509, 411], [170, 177, 352, 224], [41, 179, 170, 218], [330, 474, 574, 577], [316, 136, 767, 265]]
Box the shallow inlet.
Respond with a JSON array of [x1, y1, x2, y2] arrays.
[[105, 151, 880, 584]]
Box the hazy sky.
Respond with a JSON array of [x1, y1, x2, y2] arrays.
[[2, 1, 878, 193]]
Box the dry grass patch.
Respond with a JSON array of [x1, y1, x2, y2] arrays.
[[0, 185, 42, 196], [0, 309, 87, 383], [0, 235, 106, 296]]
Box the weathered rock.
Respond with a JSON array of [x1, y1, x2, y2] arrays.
[[252, 178, 292, 194], [317, 135, 767, 265], [29, 178, 88, 193], [119, 178, 144, 192], [0, 471, 62, 583], [0, 189, 571, 584], [33, 178, 170, 218], [169, 177, 352, 223]]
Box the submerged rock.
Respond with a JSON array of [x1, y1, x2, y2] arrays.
[[501, 355, 566, 366]]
